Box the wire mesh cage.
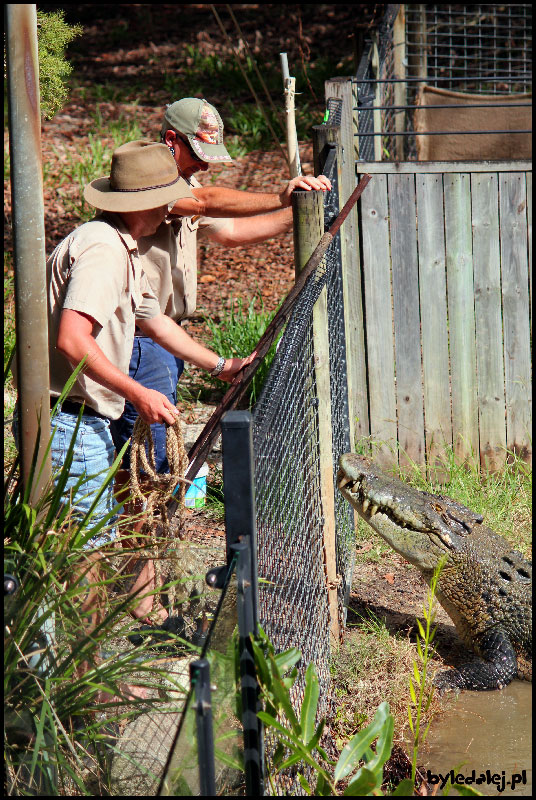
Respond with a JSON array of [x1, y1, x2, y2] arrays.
[[354, 4, 533, 161]]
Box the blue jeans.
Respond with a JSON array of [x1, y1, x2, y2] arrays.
[[109, 337, 184, 473], [50, 411, 118, 549], [12, 409, 118, 550]]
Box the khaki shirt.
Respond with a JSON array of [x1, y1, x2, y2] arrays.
[[47, 214, 161, 419], [137, 177, 232, 321]]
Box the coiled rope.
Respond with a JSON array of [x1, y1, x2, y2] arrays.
[[129, 414, 188, 606]]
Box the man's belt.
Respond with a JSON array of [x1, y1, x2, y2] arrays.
[[50, 397, 107, 420]]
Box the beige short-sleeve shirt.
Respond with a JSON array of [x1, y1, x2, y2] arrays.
[[47, 214, 161, 419], [137, 176, 232, 321]]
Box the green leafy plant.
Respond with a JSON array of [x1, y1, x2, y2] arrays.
[[4, 261, 15, 372], [251, 626, 397, 795], [36, 10, 83, 120], [404, 556, 482, 797], [406, 557, 445, 790]]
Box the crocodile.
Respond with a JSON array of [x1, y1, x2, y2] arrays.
[[337, 453, 532, 693]]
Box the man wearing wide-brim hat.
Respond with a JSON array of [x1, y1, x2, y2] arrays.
[[44, 141, 251, 679]]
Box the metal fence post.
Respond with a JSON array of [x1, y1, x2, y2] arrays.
[[231, 540, 264, 796], [5, 4, 51, 502], [221, 410, 259, 621], [190, 658, 216, 797], [221, 411, 264, 796]]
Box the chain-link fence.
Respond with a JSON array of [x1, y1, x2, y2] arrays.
[[252, 141, 354, 794]]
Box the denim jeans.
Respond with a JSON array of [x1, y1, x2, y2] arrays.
[[109, 337, 184, 473], [49, 411, 117, 549]]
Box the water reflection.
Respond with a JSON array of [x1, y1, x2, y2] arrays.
[[418, 681, 532, 796]]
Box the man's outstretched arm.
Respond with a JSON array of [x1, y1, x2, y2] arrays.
[[169, 174, 331, 218]]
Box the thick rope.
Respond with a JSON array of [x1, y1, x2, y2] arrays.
[[129, 415, 188, 609]]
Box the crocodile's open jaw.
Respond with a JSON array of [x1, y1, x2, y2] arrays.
[[337, 453, 466, 565]]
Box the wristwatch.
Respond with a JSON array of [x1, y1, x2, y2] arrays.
[[210, 356, 226, 377]]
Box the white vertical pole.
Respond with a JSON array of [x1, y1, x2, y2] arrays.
[[280, 52, 302, 178]]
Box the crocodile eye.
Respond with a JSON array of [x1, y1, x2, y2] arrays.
[[502, 556, 514, 566], [516, 567, 531, 581], [498, 571, 512, 582]]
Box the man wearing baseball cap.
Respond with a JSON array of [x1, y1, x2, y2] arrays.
[[110, 98, 331, 538], [37, 141, 252, 688]]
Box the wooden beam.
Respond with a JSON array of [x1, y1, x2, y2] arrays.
[[292, 188, 340, 646], [356, 161, 533, 174]]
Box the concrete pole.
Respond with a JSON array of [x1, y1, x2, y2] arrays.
[[6, 4, 51, 502]]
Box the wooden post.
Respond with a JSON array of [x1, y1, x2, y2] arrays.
[[313, 123, 359, 606], [393, 6, 406, 161], [371, 34, 383, 162], [292, 188, 340, 645], [324, 78, 370, 448]]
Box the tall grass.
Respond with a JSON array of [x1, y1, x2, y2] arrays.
[[4, 376, 192, 795], [200, 293, 281, 407]]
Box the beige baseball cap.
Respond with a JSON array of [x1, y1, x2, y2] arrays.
[[162, 98, 232, 163], [84, 140, 194, 211]]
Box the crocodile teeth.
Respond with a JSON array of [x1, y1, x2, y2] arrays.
[[369, 504, 379, 517], [362, 499, 370, 513]]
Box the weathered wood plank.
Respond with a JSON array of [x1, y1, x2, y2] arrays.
[[527, 172, 532, 337], [444, 173, 479, 463], [359, 172, 397, 465], [415, 173, 452, 478], [499, 173, 532, 461], [325, 77, 370, 446], [356, 161, 532, 174], [388, 173, 425, 469], [471, 173, 507, 472]]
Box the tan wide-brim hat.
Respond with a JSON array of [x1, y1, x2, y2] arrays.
[[84, 140, 194, 211]]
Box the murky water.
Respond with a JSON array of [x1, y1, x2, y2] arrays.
[[414, 681, 532, 796]]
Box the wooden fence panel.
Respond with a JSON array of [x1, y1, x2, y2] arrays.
[[443, 173, 479, 463], [359, 172, 397, 464], [354, 161, 531, 470], [324, 78, 369, 447], [388, 173, 425, 469], [415, 173, 452, 477], [471, 173, 507, 472], [499, 173, 532, 460]]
